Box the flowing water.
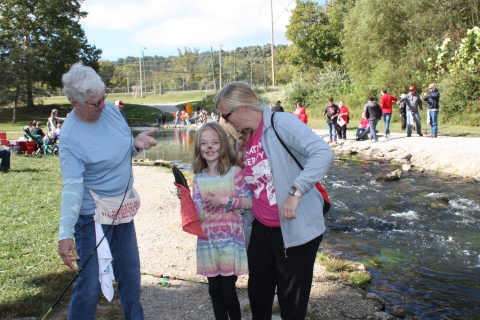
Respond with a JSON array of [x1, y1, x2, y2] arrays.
[[136, 127, 480, 319]]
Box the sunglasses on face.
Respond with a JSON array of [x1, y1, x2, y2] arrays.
[[221, 110, 234, 121], [84, 93, 108, 108]]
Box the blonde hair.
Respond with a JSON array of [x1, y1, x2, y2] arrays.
[[192, 122, 237, 175], [215, 82, 266, 168]]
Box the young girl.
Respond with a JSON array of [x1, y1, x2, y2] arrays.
[[180, 122, 251, 320]]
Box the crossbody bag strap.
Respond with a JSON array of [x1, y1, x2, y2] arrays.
[[270, 112, 304, 170]]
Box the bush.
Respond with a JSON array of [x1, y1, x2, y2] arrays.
[[438, 71, 480, 126], [281, 66, 357, 117]]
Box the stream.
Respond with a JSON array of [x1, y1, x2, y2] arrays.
[[135, 127, 480, 319]]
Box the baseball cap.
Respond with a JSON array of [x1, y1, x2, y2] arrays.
[[408, 86, 415, 91], [115, 100, 124, 106], [277, 100, 281, 104]]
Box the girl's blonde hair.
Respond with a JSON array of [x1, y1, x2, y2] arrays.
[[215, 81, 266, 168], [192, 122, 237, 175]]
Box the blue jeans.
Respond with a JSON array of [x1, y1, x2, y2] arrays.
[[327, 123, 337, 141], [369, 120, 378, 141], [357, 128, 369, 140], [68, 215, 144, 320], [407, 111, 422, 135], [382, 113, 392, 135], [429, 110, 438, 135]]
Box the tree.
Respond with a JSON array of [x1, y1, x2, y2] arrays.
[[98, 60, 116, 88], [0, 0, 101, 112], [284, 0, 353, 70], [173, 47, 200, 84]]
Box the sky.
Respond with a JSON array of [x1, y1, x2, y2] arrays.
[[80, 0, 325, 61]]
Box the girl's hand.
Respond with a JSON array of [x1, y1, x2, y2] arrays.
[[205, 192, 227, 210]]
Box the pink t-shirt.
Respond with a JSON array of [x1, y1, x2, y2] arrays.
[[243, 120, 280, 227]]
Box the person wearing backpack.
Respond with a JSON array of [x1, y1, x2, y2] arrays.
[[215, 81, 334, 320]]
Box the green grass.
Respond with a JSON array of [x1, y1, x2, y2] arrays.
[[0, 92, 210, 135], [316, 252, 371, 290], [0, 155, 74, 318], [42, 91, 207, 106]]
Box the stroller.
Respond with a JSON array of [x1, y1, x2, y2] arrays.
[[23, 126, 59, 156]]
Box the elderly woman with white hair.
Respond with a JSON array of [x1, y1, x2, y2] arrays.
[[57, 62, 157, 319]]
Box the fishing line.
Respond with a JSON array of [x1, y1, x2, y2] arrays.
[[42, 159, 133, 320], [140, 272, 248, 290], [335, 157, 380, 163], [140, 272, 209, 285]]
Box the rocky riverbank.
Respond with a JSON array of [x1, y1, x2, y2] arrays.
[[313, 130, 480, 181]]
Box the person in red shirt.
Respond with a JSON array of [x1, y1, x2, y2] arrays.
[[293, 102, 308, 124], [355, 112, 370, 141], [336, 100, 350, 140], [379, 89, 398, 138]]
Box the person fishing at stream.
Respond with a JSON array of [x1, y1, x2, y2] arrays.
[[55, 62, 158, 320]]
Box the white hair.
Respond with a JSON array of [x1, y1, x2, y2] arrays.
[[62, 62, 105, 105]]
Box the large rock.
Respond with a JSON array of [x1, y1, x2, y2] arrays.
[[153, 159, 174, 168], [372, 311, 395, 320], [368, 148, 385, 158], [374, 169, 402, 182], [394, 152, 412, 161], [391, 305, 407, 317], [337, 148, 354, 155]]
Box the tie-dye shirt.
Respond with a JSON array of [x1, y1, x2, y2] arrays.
[[193, 165, 251, 277]]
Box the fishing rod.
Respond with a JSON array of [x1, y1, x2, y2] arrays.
[[140, 272, 248, 290], [42, 172, 132, 320], [335, 157, 378, 163], [140, 271, 209, 285]]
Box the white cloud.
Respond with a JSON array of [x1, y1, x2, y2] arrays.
[[80, 0, 297, 59]]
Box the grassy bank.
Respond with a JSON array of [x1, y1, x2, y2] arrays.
[[0, 155, 73, 318], [308, 117, 480, 137]]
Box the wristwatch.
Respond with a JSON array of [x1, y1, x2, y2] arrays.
[[224, 196, 233, 211], [288, 186, 301, 197]]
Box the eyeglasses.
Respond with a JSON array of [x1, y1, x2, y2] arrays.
[[221, 110, 234, 121], [84, 93, 108, 108]]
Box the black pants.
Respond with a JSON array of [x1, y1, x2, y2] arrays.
[[207, 275, 241, 320], [0, 149, 10, 170], [336, 124, 347, 139], [247, 219, 323, 320], [400, 114, 406, 130]]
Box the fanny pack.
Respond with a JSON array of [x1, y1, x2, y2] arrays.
[[89, 187, 141, 225]]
